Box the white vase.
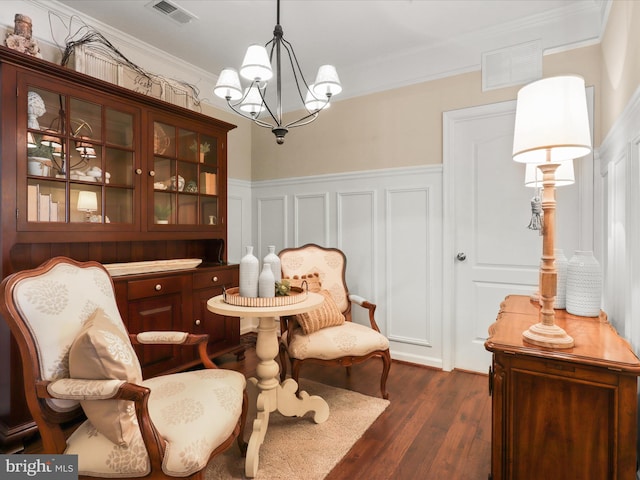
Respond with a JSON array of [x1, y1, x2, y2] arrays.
[[565, 250, 602, 317], [263, 245, 281, 283], [554, 249, 568, 309], [258, 263, 275, 298], [239, 246, 259, 297]]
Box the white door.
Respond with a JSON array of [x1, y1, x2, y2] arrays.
[[443, 99, 591, 373]]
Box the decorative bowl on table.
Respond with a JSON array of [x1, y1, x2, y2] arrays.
[[223, 286, 307, 307]]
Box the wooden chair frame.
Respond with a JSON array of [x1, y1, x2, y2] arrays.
[[277, 244, 391, 399], [0, 257, 248, 480]]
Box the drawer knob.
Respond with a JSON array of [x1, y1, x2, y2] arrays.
[[135, 168, 142, 175], [155, 284, 162, 291], [195, 319, 201, 326], [212, 276, 218, 282]]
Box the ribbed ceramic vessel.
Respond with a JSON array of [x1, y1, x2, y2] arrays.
[[554, 249, 568, 309], [565, 250, 602, 317], [263, 245, 281, 282], [258, 263, 275, 298], [239, 246, 259, 297]]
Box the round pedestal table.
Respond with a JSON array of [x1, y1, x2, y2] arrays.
[[207, 292, 329, 478]]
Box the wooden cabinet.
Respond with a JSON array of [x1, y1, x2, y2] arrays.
[[485, 295, 640, 480], [0, 46, 239, 451], [113, 266, 243, 379], [191, 266, 242, 361]]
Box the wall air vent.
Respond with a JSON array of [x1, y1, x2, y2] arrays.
[[482, 40, 542, 92], [146, 0, 198, 25]]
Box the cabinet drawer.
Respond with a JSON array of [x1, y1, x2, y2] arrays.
[[127, 276, 184, 300], [193, 269, 238, 290]]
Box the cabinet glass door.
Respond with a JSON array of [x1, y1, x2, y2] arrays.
[[24, 83, 136, 226], [152, 121, 220, 227]]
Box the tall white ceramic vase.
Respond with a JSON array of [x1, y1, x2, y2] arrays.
[[263, 245, 281, 283], [258, 263, 275, 298], [554, 249, 568, 309], [565, 250, 602, 317], [239, 246, 259, 297]]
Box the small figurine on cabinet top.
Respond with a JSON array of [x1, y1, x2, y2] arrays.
[[5, 14, 42, 58]]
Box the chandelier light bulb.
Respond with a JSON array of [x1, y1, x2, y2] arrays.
[[305, 86, 330, 111], [239, 85, 266, 116], [214, 68, 243, 100], [313, 65, 342, 98], [240, 45, 273, 82]]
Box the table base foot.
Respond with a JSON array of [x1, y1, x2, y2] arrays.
[[244, 377, 329, 477]]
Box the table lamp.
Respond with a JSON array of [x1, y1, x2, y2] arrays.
[[77, 191, 98, 222], [512, 75, 591, 348]]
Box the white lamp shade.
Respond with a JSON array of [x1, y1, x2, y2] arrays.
[[214, 68, 243, 100], [304, 86, 330, 111], [525, 159, 575, 187], [239, 86, 266, 115], [77, 191, 98, 211], [512, 75, 591, 164], [240, 45, 273, 82], [313, 65, 342, 97]]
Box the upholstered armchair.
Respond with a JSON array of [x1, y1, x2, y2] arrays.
[[0, 257, 247, 479], [278, 244, 391, 399]]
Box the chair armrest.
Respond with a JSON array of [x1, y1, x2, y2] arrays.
[[37, 378, 165, 463], [348, 294, 381, 332], [43, 378, 130, 400], [129, 332, 217, 369]]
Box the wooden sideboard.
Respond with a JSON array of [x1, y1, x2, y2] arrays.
[[485, 295, 640, 480]]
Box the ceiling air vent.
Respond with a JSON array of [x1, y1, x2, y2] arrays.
[[146, 0, 198, 25]]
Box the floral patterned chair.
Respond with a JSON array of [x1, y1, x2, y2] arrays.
[[278, 244, 391, 399], [0, 257, 247, 479]]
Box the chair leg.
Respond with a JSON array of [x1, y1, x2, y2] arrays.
[[291, 360, 302, 395], [380, 350, 391, 400], [238, 390, 249, 456], [278, 344, 288, 382]]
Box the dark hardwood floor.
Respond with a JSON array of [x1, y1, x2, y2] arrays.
[[23, 335, 492, 479], [216, 335, 492, 480]]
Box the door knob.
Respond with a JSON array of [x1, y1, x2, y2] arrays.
[[456, 252, 467, 262]]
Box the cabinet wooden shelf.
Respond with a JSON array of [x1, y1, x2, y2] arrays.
[[0, 46, 240, 452], [485, 295, 640, 480]]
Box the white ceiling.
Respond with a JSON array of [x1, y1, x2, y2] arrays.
[[53, 0, 608, 109]]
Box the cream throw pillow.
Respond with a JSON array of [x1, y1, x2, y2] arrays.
[[69, 308, 143, 446], [296, 290, 345, 334]]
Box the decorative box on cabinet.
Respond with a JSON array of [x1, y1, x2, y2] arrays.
[[485, 295, 640, 480], [0, 46, 236, 452]]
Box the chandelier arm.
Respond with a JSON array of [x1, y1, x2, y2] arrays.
[[285, 112, 320, 129], [280, 38, 314, 107], [225, 99, 275, 128]]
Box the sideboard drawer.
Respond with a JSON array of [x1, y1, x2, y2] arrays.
[[127, 275, 184, 300], [193, 269, 238, 290]]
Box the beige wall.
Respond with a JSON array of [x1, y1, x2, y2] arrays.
[[249, 44, 602, 181], [600, 0, 640, 140]]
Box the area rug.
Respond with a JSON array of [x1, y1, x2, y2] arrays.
[[205, 379, 390, 479]]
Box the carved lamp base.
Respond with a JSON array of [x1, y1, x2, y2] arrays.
[[522, 322, 574, 349]]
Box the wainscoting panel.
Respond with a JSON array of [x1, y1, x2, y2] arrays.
[[256, 195, 288, 261], [294, 193, 330, 247], [386, 188, 431, 346], [251, 166, 444, 368], [337, 190, 376, 326], [227, 179, 252, 264]]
